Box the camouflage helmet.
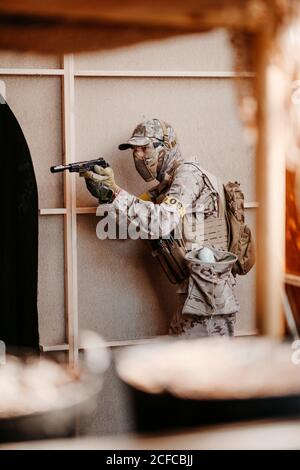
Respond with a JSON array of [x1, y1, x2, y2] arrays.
[[118, 118, 177, 151]]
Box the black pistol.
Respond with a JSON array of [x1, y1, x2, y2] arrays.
[[50, 157, 114, 203], [50, 157, 109, 174]]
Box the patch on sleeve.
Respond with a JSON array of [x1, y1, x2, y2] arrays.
[[161, 195, 186, 217]]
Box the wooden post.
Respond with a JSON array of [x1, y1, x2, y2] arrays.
[[62, 54, 79, 368], [255, 28, 286, 336]]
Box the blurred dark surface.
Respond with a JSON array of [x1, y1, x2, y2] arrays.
[[129, 385, 300, 433]]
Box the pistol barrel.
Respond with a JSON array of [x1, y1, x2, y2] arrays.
[[50, 164, 71, 173]]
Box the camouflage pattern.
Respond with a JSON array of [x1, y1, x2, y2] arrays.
[[182, 247, 239, 316], [113, 119, 238, 337], [118, 118, 178, 150], [169, 311, 236, 338]]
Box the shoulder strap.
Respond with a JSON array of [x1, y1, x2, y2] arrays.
[[184, 161, 225, 217], [184, 161, 217, 190]]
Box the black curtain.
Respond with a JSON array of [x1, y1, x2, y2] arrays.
[[0, 97, 39, 350]]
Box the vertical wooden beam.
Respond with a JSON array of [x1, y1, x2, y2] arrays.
[[62, 54, 79, 368], [255, 28, 286, 336]]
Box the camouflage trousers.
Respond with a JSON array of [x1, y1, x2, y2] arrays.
[[169, 312, 236, 338], [169, 293, 236, 338]]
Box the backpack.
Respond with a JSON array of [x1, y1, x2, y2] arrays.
[[187, 164, 255, 277], [223, 181, 255, 276]]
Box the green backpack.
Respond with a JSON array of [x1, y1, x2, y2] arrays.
[[223, 181, 255, 276]]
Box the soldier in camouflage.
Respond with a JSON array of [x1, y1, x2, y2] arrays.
[[81, 119, 239, 338]]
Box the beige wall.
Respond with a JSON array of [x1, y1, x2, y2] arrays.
[[74, 31, 233, 72], [0, 29, 256, 434]]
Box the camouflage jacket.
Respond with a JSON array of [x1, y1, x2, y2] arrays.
[[112, 159, 239, 317], [112, 161, 228, 252]]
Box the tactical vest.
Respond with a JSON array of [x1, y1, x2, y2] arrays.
[[154, 161, 228, 252], [184, 162, 228, 252], [148, 162, 229, 284]]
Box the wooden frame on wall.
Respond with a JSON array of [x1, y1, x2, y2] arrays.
[[0, 56, 259, 366]]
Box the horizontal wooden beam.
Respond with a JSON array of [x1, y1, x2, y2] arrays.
[[40, 329, 258, 352], [39, 207, 97, 215], [0, 68, 254, 79], [75, 70, 255, 78], [76, 207, 97, 214], [40, 343, 69, 352], [40, 336, 169, 352], [39, 208, 67, 215], [39, 203, 259, 215], [0, 68, 64, 76]]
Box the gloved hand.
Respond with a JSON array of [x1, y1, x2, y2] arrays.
[[80, 165, 120, 203]]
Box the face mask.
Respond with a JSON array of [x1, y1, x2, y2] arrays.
[[133, 144, 160, 182]]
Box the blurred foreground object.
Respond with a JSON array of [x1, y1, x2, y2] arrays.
[[2, 418, 300, 450], [0, 331, 110, 443], [116, 337, 300, 431], [0, 0, 295, 54]]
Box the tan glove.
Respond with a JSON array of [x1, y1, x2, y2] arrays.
[[80, 165, 120, 202]]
